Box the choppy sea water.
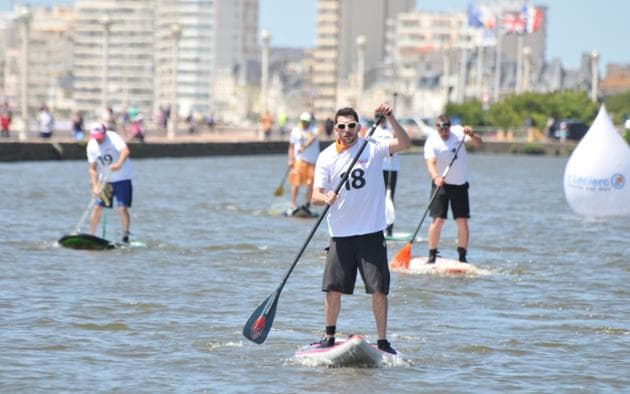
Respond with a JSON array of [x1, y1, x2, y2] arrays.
[[1, 153, 628, 393]]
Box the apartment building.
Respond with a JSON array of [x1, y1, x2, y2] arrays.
[[1, 6, 74, 115], [312, 0, 414, 120], [72, 0, 258, 123], [73, 0, 156, 120]]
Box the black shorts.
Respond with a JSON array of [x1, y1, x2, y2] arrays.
[[322, 231, 390, 295], [382, 170, 398, 200], [429, 182, 470, 219]]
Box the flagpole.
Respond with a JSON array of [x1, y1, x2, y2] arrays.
[[493, 29, 502, 103], [514, 33, 524, 95], [477, 45, 484, 100], [458, 45, 468, 103]]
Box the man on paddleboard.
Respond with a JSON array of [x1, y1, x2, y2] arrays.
[[86, 123, 133, 243], [288, 112, 320, 216], [369, 121, 400, 237], [423, 114, 483, 263], [311, 104, 410, 354]]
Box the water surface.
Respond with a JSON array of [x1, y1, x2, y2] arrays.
[[1, 153, 628, 392]]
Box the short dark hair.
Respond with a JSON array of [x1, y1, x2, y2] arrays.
[[436, 114, 450, 126], [334, 107, 359, 123]]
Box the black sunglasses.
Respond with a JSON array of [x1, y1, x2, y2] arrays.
[[336, 122, 357, 130], [437, 122, 451, 129]]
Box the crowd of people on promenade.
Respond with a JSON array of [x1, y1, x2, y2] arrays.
[[0, 101, 220, 143]]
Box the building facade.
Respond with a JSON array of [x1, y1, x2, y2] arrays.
[[312, 0, 414, 120]]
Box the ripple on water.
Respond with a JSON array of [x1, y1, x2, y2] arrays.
[[72, 322, 130, 331]]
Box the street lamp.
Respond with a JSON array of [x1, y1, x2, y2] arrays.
[[168, 23, 182, 139], [443, 41, 452, 104], [522, 46, 531, 93], [99, 14, 113, 111], [260, 29, 271, 113], [590, 50, 600, 103], [18, 5, 32, 141], [355, 35, 366, 111]]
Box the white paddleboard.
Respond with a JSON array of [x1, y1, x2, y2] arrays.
[[392, 256, 490, 276], [113, 240, 148, 249], [384, 231, 423, 242], [283, 207, 319, 218], [294, 335, 399, 368]]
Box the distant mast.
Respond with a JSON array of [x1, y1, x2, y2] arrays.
[[563, 105, 630, 217]]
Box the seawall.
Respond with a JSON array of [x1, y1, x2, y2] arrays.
[[0, 139, 576, 162]]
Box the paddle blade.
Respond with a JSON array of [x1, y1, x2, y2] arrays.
[[385, 190, 395, 225], [390, 242, 411, 270], [273, 185, 284, 197], [243, 290, 280, 344]]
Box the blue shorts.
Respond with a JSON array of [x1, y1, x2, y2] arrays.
[[98, 179, 133, 208]]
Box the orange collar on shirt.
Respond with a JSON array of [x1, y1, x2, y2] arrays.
[[335, 138, 357, 153]]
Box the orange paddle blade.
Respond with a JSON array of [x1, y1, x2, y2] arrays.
[[390, 242, 411, 270]]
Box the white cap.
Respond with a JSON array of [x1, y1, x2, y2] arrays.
[[300, 112, 312, 122]]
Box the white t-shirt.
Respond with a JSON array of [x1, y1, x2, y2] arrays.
[[289, 125, 320, 164], [370, 125, 400, 171], [314, 138, 390, 237], [423, 126, 469, 185], [86, 131, 132, 182], [38, 111, 53, 134]]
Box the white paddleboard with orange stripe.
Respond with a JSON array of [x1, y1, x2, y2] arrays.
[[294, 335, 399, 367], [391, 257, 489, 276]]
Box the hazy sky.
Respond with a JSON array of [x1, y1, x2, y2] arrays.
[[3, 0, 628, 70]]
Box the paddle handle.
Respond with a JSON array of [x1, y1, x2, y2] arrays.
[[409, 135, 467, 243]]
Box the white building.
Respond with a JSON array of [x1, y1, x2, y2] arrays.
[[1, 6, 74, 116], [73, 0, 156, 121], [312, 0, 415, 120]]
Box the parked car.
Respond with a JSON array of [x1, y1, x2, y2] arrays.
[[397, 116, 436, 138], [547, 119, 589, 141]]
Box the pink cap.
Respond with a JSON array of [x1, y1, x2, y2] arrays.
[[89, 123, 106, 140]]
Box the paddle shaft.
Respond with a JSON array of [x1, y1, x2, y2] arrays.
[[276, 167, 290, 190], [74, 170, 111, 233], [408, 135, 467, 243]]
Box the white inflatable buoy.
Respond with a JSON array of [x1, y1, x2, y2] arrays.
[[563, 105, 630, 217]]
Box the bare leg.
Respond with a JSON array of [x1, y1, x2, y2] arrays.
[[455, 218, 469, 248], [119, 207, 130, 237], [372, 292, 388, 340], [305, 184, 313, 206], [290, 185, 299, 209], [324, 291, 341, 327], [89, 206, 103, 235], [427, 217, 445, 249]]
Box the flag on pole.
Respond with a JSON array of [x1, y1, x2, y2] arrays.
[[468, 3, 497, 46], [467, 2, 496, 30], [521, 4, 543, 33], [500, 10, 526, 34]]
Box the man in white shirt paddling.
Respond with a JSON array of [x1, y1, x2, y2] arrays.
[[86, 123, 133, 243], [423, 114, 483, 264], [311, 103, 411, 354]]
